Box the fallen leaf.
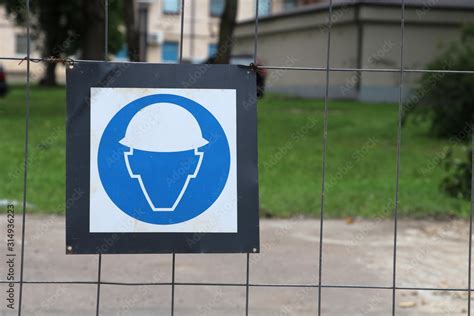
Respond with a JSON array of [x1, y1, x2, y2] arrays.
[[399, 301, 417, 308]]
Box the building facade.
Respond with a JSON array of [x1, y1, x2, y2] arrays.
[[0, 6, 43, 83], [1, 0, 472, 102], [233, 0, 474, 102], [143, 0, 322, 63], [0, 0, 323, 83]]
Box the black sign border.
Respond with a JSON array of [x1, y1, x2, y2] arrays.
[[66, 62, 259, 254]]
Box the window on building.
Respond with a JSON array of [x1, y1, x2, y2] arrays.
[[283, 0, 298, 11], [258, 0, 272, 16], [210, 0, 225, 17], [162, 41, 179, 62], [208, 43, 218, 57], [15, 34, 28, 55], [163, 0, 180, 14]]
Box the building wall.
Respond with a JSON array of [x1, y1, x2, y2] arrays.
[[234, 5, 360, 98], [358, 5, 470, 102], [234, 3, 474, 102], [0, 7, 17, 58], [0, 7, 67, 84], [0, 6, 44, 83]]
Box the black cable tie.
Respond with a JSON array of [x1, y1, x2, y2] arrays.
[[249, 62, 259, 72], [17, 57, 28, 65], [18, 56, 76, 66]]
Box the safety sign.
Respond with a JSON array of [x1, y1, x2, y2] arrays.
[[66, 62, 259, 254]]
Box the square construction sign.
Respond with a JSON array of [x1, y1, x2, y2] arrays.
[[66, 62, 259, 254]]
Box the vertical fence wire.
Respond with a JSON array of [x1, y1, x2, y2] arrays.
[[96, 253, 102, 316], [253, 0, 259, 62], [392, 0, 406, 314], [171, 1, 186, 314], [171, 253, 176, 316], [246, 2, 260, 315], [95, 1, 109, 315], [469, 131, 474, 316], [317, 0, 333, 314], [179, 0, 185, 63], [104, 0, 109, 59], [17, 0, 31, 314], [245, 252, 250, 316]]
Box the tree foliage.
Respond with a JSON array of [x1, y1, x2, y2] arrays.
[[405, 24, 474, 141], [1, 0, 124, 85], [405, 25, 473, 200], [441, 147, 472, 200]]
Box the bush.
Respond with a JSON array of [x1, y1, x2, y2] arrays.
[[440, 147, 472, 200], [405, 24, 474, 141], [406, 25, 473, 200]]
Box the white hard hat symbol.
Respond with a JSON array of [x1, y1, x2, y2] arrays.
[[119, 103, 208, 152]]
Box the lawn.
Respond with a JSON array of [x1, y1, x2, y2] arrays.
[[0, 86, 469, 218]]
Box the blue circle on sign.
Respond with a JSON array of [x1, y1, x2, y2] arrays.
[[98, 94, 231, 225]]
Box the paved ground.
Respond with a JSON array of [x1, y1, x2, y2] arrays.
[[0, 215, 472, 315]]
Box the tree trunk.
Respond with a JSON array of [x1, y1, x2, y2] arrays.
[[39, 4, 62, 86], [40, 63, 57, 86], [215, 0, 238, 64], [81, 1, 106, 60], [124, 0, 141, 61], [40, 35, 58, 86]]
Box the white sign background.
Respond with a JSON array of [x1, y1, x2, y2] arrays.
[[90, 88, 237, 233]]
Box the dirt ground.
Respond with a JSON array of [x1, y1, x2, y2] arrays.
[[0, 215, 472, 315]]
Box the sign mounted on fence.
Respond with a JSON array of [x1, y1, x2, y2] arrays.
[[66, 62, 259, 254]]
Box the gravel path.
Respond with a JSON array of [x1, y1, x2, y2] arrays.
[[0, 215, 471, 315]]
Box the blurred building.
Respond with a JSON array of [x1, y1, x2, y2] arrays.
[[4, 0, 472, 103], [142, 0, 252, 63], [234, 0, 474, 102], [0, 0, 322, 83], [0, 6, 43, 83], [139, 0, 323, 63]]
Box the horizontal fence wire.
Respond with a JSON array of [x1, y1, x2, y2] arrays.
[[4, 0, 473, 315], [0, 279, 472, 292], [2, 56, 474, 74]]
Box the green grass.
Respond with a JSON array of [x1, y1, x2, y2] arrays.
[[0, 86, 66, 213], [0, 87, 469, 218]]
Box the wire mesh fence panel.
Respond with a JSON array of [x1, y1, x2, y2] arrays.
[[0, 0, 473, 315]]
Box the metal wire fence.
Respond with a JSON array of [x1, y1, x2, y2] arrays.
[[0, 0, 473, 315]]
